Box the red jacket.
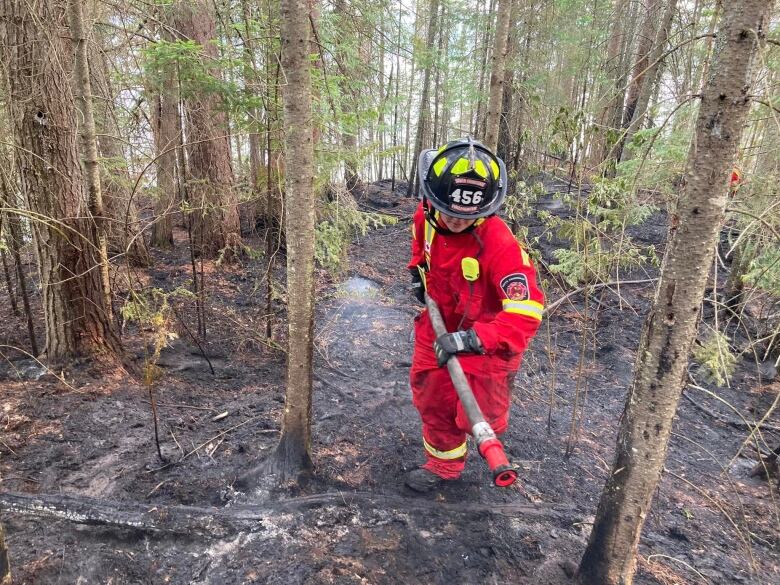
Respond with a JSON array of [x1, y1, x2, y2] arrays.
[[409, 204, 543, 373]]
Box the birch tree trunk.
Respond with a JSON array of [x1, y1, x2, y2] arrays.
[[1, 0, 120, 361], [577, 1, 773, 582], [273, 0, 317, 480], [483, 0, 513, 152]]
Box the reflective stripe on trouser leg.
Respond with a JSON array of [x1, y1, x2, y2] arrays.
[[421, 436, 467, 479], [423, 437, 467, 459]]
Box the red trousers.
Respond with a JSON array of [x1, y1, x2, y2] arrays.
[[410, 323, 518, 479]]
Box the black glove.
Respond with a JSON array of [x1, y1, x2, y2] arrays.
[[434, 329, 483, 367], [410, 266, 426, 304]]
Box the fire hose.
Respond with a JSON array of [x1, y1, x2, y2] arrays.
[[424, 292, 518, 487]]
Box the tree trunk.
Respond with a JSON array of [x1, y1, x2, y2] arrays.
[[512, 4, 536, 172], [591, 0, 628, 167], [0, 168, 39, 355], [173, 0, 241, 259], [621, 0, 660, 132], [0, 520, 9, 585], [496, 0, 519, 161], [392, 0, 403, 191], [473, 0, 496, 138], [577, 2, 772, 582], [69, 0, 114, 320], [91, 46, 151, 266], [483, 0, 513, 152], [0, 231, 18, 316], [406, 0, 440, 198], [438, 2, 450, 145], [275, 0, 317, 480], [150, 87, 179, 249], [600, 0, 641, 173], [619, 0, 678, 163], [2, 0, 120, 362], [693, 1, 723, 93]]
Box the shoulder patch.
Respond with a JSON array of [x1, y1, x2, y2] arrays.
[[500, 273, 529, 301]]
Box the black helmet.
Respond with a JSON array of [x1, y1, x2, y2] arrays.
[[418, 138, 507, 219]]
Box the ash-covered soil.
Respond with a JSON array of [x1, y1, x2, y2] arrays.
[[1, 178, 778, 584]]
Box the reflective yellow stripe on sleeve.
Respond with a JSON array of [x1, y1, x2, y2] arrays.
[[423, 437, 467, 460], [502, 299, 544, 321], [424, 212, 437, 265]]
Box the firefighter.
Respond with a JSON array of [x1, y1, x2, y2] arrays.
[[406, 138, 544, 492]]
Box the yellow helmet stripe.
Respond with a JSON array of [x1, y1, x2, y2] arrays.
[[450, 157, 470, 175], [473, 159, 488, 178], [432, 157, 448, 177]]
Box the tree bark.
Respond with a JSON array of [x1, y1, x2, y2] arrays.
[[483, 0, 513, 151], [173, 0, 241, 258], [2, 0, 120, 362], [275, 0, 317, 479], [577, 2, 773, 583], [406, 0, 440, 198]]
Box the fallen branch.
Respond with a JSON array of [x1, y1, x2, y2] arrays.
[[0, 491, 265, 539], [681, 389, 780, 432], [0, 489, 576, 539]]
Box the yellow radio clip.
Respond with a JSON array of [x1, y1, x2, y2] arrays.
[[461, 257, 480, 282]]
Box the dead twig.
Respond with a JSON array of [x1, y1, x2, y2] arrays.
[[544, 279, 657, 315], [146, 417, 278, 473]]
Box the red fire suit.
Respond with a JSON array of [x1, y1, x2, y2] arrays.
[[409, 203, 544, 478]]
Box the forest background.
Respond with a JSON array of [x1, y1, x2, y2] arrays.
[[0, 0, 779, 583]]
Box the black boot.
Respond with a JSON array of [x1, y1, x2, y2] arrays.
[[405, 467, 445, 492]]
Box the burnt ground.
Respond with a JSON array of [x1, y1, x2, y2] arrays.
[[1, 178, 779, 584]]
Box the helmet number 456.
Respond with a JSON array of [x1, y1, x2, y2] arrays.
[[450, 189, 483, 205]]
